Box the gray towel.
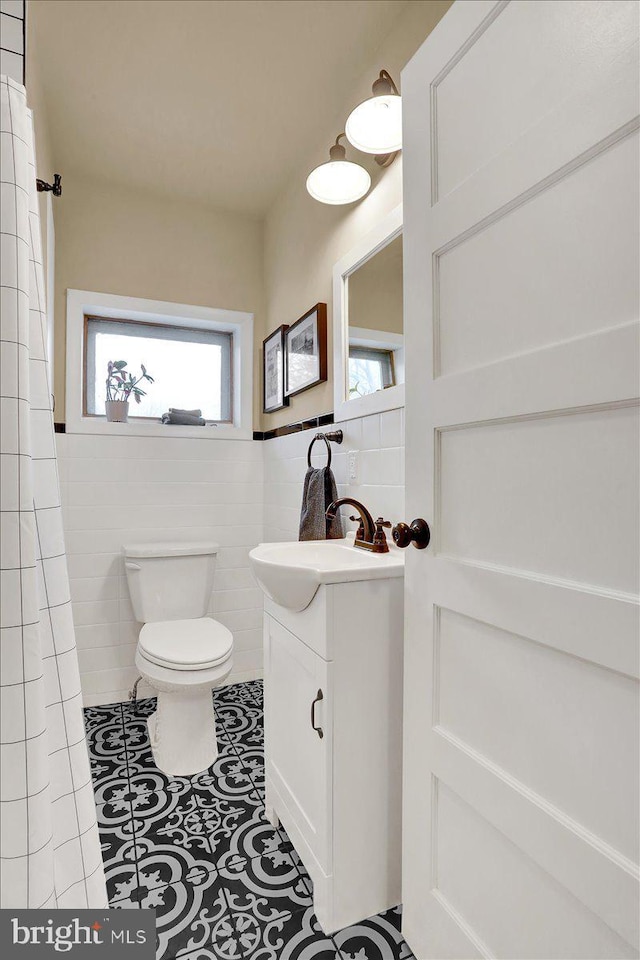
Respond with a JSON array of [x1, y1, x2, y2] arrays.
[[299, 466, 344, 541], [169, 408, 202, 417], [161, 411, 206, 425]]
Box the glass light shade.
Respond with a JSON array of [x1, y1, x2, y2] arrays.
[[306, 159, 371, 205], [345, 94, 402, 154]]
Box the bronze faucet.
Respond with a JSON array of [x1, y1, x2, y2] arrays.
[[325, 498, 391, 553]]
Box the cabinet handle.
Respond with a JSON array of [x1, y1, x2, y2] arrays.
[[311, 689, 324, 739]]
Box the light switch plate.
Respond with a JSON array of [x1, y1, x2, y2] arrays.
[[348, 450, 359, 483]]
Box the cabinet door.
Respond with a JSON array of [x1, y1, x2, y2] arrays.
[[264, 615, 332, 870]]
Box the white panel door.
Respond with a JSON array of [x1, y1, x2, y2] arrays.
[[401, 2, 640, 958]]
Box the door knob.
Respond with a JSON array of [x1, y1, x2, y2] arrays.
[[392, 518, 431, 549]]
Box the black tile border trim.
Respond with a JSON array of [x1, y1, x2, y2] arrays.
[[53, 413, 334, 441], [254, 412, 334, 441]]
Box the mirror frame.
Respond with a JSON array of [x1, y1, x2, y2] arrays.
[[333, 203, 404, 422]]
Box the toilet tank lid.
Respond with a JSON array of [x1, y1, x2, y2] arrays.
[[123, 541, 219, 558]]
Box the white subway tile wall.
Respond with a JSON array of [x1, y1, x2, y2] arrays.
[[56, 432, 265, 707], [0, 0, 25, 84], [56, 409, 405, 706], [264, 410, 405, 543]]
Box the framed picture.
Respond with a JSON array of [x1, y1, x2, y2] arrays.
[[263, 324, 289, 413], [285, 303, 328, 397]]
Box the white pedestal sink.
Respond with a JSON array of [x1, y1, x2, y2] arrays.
[[249, 535, 405, 934], [249, 534, 404, 612]]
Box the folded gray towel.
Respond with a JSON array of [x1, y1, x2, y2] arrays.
[[161, 412, 206, 425], [299, 466, 344, 541], [169, 408, 202, 417]]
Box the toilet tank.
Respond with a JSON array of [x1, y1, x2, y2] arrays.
[[123, 541, 219, 623]]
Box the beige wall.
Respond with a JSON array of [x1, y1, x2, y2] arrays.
[[27, 10, 265, 428], [261, 0, 452, 429], [26, 21, 54, 267], [51, 176, 264, 425]]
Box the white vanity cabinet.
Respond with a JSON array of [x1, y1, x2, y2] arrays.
[[263, 575, 404, 934]]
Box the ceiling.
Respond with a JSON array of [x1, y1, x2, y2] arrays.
[[30, 0, 409, 216]]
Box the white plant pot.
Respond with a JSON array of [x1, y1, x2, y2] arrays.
[[105, 399, 129, 422]]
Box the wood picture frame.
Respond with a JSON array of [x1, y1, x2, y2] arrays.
[[263, 324, 290, 413], [284, 303, 328, 398]]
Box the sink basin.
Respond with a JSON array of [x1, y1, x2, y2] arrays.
[[249, 535, 404, 612]]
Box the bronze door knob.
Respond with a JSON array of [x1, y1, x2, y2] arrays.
[[392, 519, 431, 549]]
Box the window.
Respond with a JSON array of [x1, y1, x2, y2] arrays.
[[84, 316, 233, 422], [67, 290, 253, 439], [349, 346, 395, 399]]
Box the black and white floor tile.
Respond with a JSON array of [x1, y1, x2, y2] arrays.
[[85, 681, 414, 960]]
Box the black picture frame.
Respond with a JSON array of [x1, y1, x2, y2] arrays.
[[263, 324, 290, 413], [284, 303, 328, 398]]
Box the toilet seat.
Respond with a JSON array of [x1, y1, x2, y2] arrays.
[[139, 617, 233, 671]]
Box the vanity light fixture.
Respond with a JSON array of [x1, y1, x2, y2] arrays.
[[306, 134, 371, 205], [345, 70, 402, 159]]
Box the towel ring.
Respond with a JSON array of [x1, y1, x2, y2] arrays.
[[307, 430, 343, 469]]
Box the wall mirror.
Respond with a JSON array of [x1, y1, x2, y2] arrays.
[[333, 205, 404, 421]]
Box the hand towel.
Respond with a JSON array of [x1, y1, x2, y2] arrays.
[[161, 411, 206, 425], [169, 408, 202, 417], [299, 466, 344, 541]]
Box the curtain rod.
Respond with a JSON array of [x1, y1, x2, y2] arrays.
[[36, 174, 62, 196]]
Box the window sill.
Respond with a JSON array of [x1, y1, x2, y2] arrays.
[[66, 416, 253, 441]]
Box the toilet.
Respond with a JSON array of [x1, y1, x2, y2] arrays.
[[123, 540, 233, 776]]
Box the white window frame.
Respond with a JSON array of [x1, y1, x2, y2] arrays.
[[66, 289, 253, 440]]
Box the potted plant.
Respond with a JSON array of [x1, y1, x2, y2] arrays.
[[105, 360, 154, 422]]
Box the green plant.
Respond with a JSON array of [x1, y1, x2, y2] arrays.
[[106, 360, 154, 405]]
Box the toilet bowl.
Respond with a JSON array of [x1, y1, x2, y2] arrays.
[[123, 541, 233, 776]]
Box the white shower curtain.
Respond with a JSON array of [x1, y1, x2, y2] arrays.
[[0, 76, 107, 908]]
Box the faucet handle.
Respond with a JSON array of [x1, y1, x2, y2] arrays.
[[372, 517, 391, 553], [349, 515, 366, 539]]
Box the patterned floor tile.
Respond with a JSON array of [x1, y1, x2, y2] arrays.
[[219, 850, 313, 923], [187, 790, 263, 865], [86, 680, 408, 960], [124, 838, 218, 897], [214, 683, 260, 708], [332, 908, 414, 960], [94, 775, 139, 823], [122, 696, 158, 720], [126, 770, 193, 805], [212, 801, 285, 870], [244, 681, 263, 708], [98, 828, 141, 904], [232, 905, 339, 960], [89, 751, 131, 790], [272, 830, 311, 887], [86, 715, 129, 762], [96, 802, 137, 853], [227, 749, 264, 792], [191, 752, 265, 807], [216, 703, 263, 751], [130, 790, 215, 857], [102, 844, 144, 905], [84, 702, 124, 732], [150, 874, 240, 960]]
